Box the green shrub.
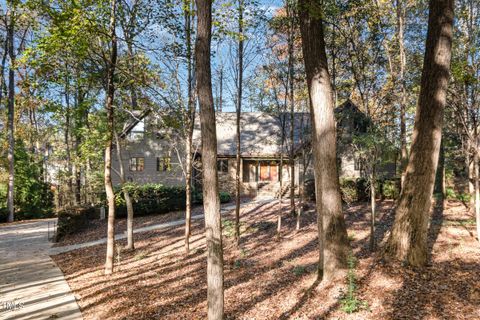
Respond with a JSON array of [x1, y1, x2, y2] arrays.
[[0, 207, 7, 223], [340, 252, 368, 313], [219, 192, 232, 203], [355, 178, 369, 201], [55, 206, 98, 241], [292, 265, 306, 276], [380, 179, 400, 200], [445, 187, 456, 199], [192, 189, 232, 204], [340, 179, 358, 204], [456, 192, 471, 204], [443, 187, 471, 203], [115, 183, 186, 217], [308, 176, 400, 204]]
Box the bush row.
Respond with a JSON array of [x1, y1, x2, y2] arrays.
[[192, 189, 232, 204], [55, 206, 98, 241], [305, 178, 400, 204], [339, 178, 400, 203], [115, 184, 187, 218], [114, 184, 232, 218], [444, 187, 471, 203], [0, 203, 55, 223]]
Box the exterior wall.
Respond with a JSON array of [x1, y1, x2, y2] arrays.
[[112, 119, 185, 187], [215, 158, 306, 197], [217, 158, 238, 195], [339, 154, 361, 179], [337, 146, 397, 180]]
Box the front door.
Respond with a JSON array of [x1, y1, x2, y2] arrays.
[[269, 164, 278, 181], [260, 163, 270, 181]]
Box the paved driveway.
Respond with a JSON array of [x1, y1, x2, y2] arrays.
[[0, 219, 82, 320]]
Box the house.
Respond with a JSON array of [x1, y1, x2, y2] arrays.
[[111, 100, 396, 198], [335, 100, 397, 179], [112, 111, 311, 198]]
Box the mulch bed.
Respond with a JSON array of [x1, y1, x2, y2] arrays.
[[51, 199, 480, 319]]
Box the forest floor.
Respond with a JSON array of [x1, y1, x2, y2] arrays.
[[51, 199, 480, 319]]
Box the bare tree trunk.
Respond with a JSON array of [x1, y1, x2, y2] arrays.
[[435, 139, 446, 198], [104, 0, 118, 276], [287, 0, 296, 216], [475, 145, 480, 242], [117, 0, 144, 251], [467, 140, 475, 206], [397, 0, 408, 190], [114, 132, 135, 250], [185, 129, 194, 254], [195, 0, 224, 317], [63, 69, 76, 208], [296, 159, 304, 230], [74, 85, 85, 205], [299, 0, 350, 281], [278, 127, 285, 234], [218, 65, 223, 112], [125, 50, 136, 251], [234, 0, 244, 246], [0, 33, 8, 108], [6, 2, 15, 223], [74, 162, 81, 204], [297, 110, 306, 231], [370, 165, 376, 251], [184, 0, 195, 254], [384, 0, 454, 267]]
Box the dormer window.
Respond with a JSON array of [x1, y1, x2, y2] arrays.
[[128, 119, 145, 141]]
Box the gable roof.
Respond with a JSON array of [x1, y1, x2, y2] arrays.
[[119, 109, 151, 138], [335, 99, 371, 134], [192, 112, 310, 157], [120, 101, 368, 158]]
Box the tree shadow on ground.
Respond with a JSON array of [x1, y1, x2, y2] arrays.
[[383, 199, 480, 319], [58, 199, 479, 319]]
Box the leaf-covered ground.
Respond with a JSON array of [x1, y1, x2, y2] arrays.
[[51, 200, 480, 319]]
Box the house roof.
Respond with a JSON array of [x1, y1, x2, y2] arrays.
[[192, 112, 311, 157], [120, 109, 151, 138], [120, 100, 366, 158]]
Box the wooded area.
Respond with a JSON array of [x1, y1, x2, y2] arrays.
[[0, 0, 479, 319]]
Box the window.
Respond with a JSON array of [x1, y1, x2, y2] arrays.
[[243, 161, 253, 182], [129, 157, 144, 171], [217, 159, 228, 173], [157, 156, 172, 172], [128, 119, 145, 141]]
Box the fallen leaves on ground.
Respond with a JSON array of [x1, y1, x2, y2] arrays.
[[51, 200, 480, 319]]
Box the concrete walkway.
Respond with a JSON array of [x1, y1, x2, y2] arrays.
[[0, 219, 83, 320], [51, 199, 275, 255]]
